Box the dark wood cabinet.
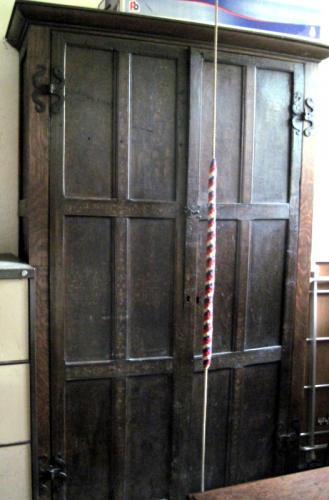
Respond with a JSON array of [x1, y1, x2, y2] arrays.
[[7, 2, 329, 499]]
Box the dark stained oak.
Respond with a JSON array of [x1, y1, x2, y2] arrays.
[[8, 2, 329, 499], [188, 467, 329, 500]]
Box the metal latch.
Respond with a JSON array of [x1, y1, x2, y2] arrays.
[[39, 453, 67, 496], [32, 65, 65, 114], [184, 205, 201, 218], [276, 419, 300, 457]]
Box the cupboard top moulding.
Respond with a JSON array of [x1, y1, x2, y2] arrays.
[[6, 0, 329, 62]]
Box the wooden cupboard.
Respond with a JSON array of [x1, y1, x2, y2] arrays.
[[6, 2, 329, 498]]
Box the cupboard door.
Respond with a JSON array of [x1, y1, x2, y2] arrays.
[[49, 31, 188, 500], [186, 49, 304, 490], [49, 30, 304, 498]]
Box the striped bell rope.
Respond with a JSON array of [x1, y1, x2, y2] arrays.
[[202, 158, 217, 369], [201, 0, 219, 492]]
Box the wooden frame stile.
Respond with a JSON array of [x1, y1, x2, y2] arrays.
[[168, 47, 191, 500], [290, 61, 319, 468], [274, 60, 305, 476], [49, 28, 65, 500], [18, 23, 51, 500]]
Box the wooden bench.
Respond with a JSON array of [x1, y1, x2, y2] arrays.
[[188, 467, 329, 499]]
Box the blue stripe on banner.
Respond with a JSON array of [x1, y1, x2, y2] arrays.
[[178, 0, 320, 39]]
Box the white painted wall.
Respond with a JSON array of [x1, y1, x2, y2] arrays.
[[0, 0, 329, 261], [313, 57, 329, 263]]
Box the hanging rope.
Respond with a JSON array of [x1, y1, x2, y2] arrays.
[[201, 0, 218, 492]]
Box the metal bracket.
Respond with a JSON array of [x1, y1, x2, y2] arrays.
[[38, 453, 67, 496], [184, 205, 201, 218], [277, 419, 300, 457], [292, 93, 314, 137], [32, 65, 65, 114]]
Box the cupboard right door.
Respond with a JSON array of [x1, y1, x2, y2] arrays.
[[186, 49, 305, 491]]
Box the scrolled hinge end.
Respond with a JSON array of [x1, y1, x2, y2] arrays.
[[292, 93, 314, 137], [32, 66, 65, 114]]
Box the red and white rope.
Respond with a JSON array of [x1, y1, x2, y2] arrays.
[[201, 0, 218, 492], [202, 158, 217, 369]]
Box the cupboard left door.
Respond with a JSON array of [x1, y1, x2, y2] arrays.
[[49, 30, 189, 500]]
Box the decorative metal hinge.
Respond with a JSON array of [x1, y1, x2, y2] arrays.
[[184, 205, 201, 218], [38, 453, 67, 496], [32, 65, 65, 114], [277, 419, 300, 457], [292, 93, 314, 137]]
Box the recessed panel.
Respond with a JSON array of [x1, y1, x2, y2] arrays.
[[65, 380, 112, 500], [130, 54, 177, 201], [199, 62, 243, 204], [128, 219, 175, 358], [0, 364, 30, 444], [189, 370, 231, 491], [64, 217, 112, 361], [195, 220, 238, 354], [245, 220, 286, 349], [64, 44, 114, 198], [316, 293, 329, 338], [126, 375, 172, 500], [238, 363, 279, 483], [253, 68, 291, 203], [0, 279, 29, 362], [314, 342, 329, 386]]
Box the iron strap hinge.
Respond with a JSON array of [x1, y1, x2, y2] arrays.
[[276, 419, 300, 457], [292, 93, 314, 137], [38, 453, 67, 496], [32, 65, 65, 114]]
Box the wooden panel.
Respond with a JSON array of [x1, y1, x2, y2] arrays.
[[301, 386, 329, 434], [189, 370, 231, 492], [64, 43, 114, 198], [245, 220, 287, 349], [315, 342, 329, 385], [125, 375, 172, 500], [312, 387, 329, 430], [316, 294, 329, 338], [195, 220, 238, 354], [188, 467, 329, 500], [128, 219, 175, 358], [64, 217, 113, 362], [237, 363, 279, 483], [65, 380, 112, 500], [130, 54, 177, 201], [199, 61, 243, 204], [253, 68, 291, 203]]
